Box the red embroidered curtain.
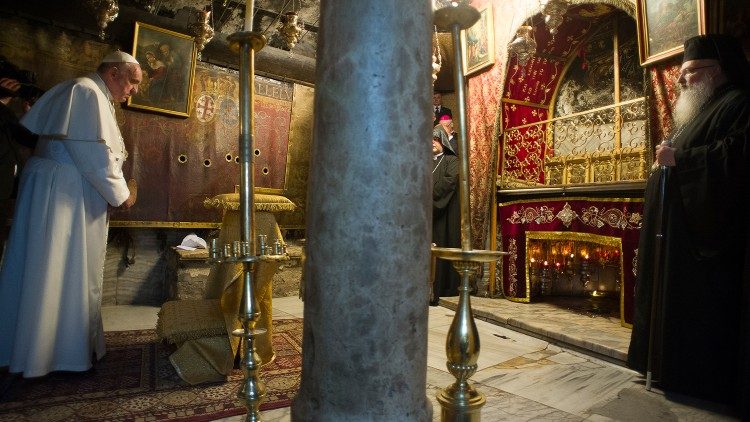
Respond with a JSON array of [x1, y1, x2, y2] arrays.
[[498, 197, 643, 326]]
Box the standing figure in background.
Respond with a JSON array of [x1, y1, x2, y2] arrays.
[[0, 57, 39, 252], [430, 127, 460, 306], [0, 51, 141, 378], [627, 34, 750, 419], [433, 91, 452, 126], [435, 113, 457, 153]]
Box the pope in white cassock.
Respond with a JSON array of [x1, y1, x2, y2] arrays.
[[0, 51, 142, 377]]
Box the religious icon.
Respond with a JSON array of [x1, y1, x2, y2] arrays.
[[636, 0, 706, 65], [462, 3, 495, 76], [128, 21, 197, 117]]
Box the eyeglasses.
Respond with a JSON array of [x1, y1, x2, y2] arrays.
[[679, 64, 716, 79]]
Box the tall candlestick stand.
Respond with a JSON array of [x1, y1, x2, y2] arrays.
[[433, 3, 508, 421], [206, 1, 267, 419]]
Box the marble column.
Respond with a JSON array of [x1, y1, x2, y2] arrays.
[[290, 1, 433, 421]]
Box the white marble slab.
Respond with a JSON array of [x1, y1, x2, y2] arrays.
[[476, 362, 637, 416], [104, 297, 738, 422], [272, 295, 305, 319], [102, 305, 159, 331]]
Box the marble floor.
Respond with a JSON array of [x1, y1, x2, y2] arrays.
[[439, 295, 631, 364], [102, 297, 739, 421]]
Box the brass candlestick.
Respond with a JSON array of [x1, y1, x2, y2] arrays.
[[433, 3, 507, 421], [215, 2, 268, 419]]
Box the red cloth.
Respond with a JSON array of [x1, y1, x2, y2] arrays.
[[648, 60, 681, 142]]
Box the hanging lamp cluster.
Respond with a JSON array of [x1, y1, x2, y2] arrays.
[[190, 8, 215, 59], [277, 10, 305, 49], [87, 0, 119, 40], [540, 0, 569, 35], [432, 27, 442, 84], [508, 0, 569, 67], [508, 25, 536, 67]]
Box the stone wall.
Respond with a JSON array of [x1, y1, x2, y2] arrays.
[[102, 228, 303, 306], [102, 228, 213, 306]]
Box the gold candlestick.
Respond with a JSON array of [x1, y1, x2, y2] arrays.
[[220, 1, 268, 419], [433, 3, 507, 421]]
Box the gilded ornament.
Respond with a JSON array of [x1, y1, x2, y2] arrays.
[[87, 0, 119, 40], [276, 12, 304, 50], [190, 9, 215, 59], [508, 25, 537, 67], [540, 0, 569, 35]]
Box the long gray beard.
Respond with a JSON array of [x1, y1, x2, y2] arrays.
[[673, 79, 714, 128]]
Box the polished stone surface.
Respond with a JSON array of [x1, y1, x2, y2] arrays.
[[102, 296, 739, 421], [441, 295, 632, 363], [293, 1, 434, 419]]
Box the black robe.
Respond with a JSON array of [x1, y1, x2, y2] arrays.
[[432, 152, 460, 299], [0, 102, 36, 200], [628, 83, 750, 416]]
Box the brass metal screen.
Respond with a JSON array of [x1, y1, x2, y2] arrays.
[[499, 97, 649, 188]]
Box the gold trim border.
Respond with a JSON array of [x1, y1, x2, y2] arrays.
[[501, 97, 549, 109], [110, 221, 222, 228], [503, 97, 646, 132], [498, 195, 644, 208]]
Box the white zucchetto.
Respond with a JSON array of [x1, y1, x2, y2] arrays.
[[101, 51, 139, 65]]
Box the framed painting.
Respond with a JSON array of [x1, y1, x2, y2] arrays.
[[128, 22, 197, 117], [636, 0, 706, 66], [462, 3, 495, 76]]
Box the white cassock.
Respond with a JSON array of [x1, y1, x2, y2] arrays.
[[0, 72, 130, 377]]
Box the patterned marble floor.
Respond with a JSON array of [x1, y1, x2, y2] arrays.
[[440, 295, 632, 363], [102, 297, 739, 421]]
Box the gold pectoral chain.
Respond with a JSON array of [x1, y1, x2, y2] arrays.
[[432, 155, 444, 174]]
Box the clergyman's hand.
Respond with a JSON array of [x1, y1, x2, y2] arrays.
[[655, 142, 676, 167], [0, 77, 21, 101], [0, 77, 20, 94]]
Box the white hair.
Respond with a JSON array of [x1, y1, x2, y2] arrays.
[[673, 76, 716, 128]]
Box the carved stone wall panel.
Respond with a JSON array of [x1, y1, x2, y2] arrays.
[[0, 19, 110, 89]]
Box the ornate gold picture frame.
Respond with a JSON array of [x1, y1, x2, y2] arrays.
[[128, 22, 197, 117], [462, 3, 495, 76], [636, 0, 706, 66]]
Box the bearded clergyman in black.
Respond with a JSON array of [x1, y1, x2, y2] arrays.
[[627, 34, 750, 419]]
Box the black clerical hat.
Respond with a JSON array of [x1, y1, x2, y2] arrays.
[[683, 34, 750, 88], [432, 126, 455, 155]]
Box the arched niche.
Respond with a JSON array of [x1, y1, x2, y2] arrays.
[[494, 1, 647, 327], [499, 2, 648, 189]]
